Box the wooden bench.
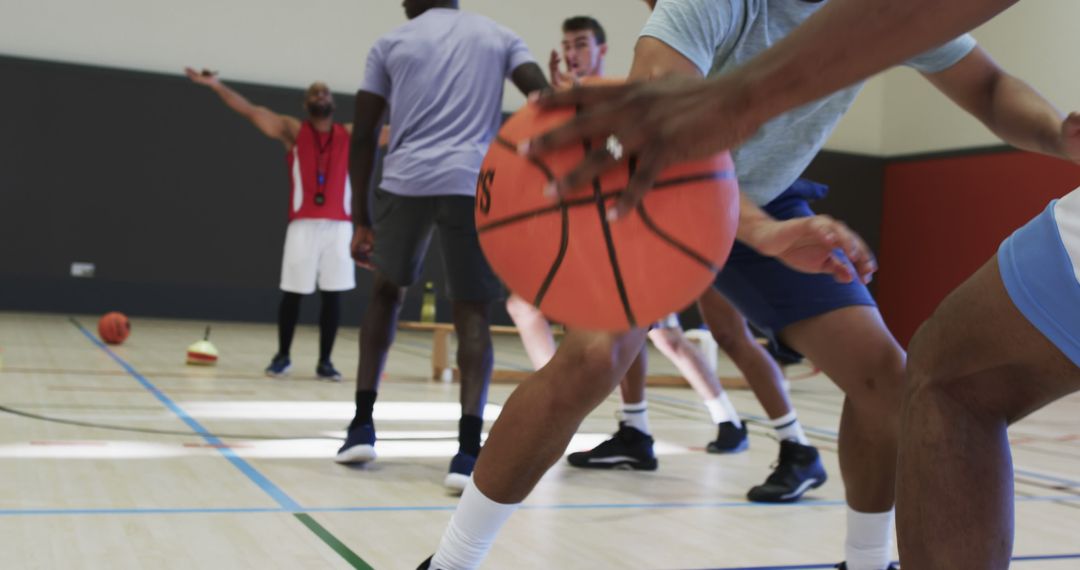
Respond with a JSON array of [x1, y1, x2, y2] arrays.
[[396, 321, 814, 388]]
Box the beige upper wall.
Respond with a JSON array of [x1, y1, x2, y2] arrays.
[[828, 0, 1080, 156], [2, 0, 1075, 156], [0, 0, 650, 109]]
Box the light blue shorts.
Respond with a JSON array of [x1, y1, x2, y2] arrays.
[[998, 189, 1080, 368]]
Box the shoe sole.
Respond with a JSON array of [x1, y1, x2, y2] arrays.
[[335, 444, 376, 464], [265, 366, 292, 378], [746, 475, 827, 503], [567, 456, 659, 471], [443, 472, 470, 492], [705, 438, 749, 454], [317, 375, 343, 382]]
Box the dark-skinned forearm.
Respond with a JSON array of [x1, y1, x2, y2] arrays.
[[721, 0, 1019, 129], [350, 137, 379, 228]]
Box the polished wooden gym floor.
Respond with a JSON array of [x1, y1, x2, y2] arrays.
[[1, 311, 1079, 569]]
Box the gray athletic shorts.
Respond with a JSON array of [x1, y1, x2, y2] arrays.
[[371, 188, 502, 303]]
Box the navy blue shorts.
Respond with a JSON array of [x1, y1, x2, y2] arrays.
[[713, 179, 876, 357]]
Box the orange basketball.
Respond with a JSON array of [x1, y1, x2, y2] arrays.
[[98, 312, 131, 345], [476, 103, 739, 331]]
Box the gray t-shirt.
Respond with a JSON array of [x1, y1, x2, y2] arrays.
[[641, 0, 977, 205], [360, 9, 535, 197]]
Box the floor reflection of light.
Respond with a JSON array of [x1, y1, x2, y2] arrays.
[[0, 434, 692, 460], [178, 401, 504, 421], [0, 442, 189, 459]]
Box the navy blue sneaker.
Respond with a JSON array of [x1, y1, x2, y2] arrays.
[[706, 421, 749, 454], [265, 354, 291, 377], [747, 440, 827, 503], [316, 360, 342, 382], [335, 422, 376, 464], [835, 564, 899, 569], [444, 452, 477, 491]]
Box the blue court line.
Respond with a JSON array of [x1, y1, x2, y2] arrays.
[[1015, 468, 1080, 489], [5, 492, 1080, 517], [702, 552, 1080, 569], [73, 320, 302, 510]]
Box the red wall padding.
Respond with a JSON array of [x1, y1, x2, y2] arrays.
[[877, 150, 1080, 346]]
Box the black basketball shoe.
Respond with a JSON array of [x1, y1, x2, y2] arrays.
[[705, 421, 749, 453], [567, 422, 658, 471], [747, 439, 827, 502]]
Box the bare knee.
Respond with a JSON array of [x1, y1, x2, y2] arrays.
[[709, 319, 755, 355], [549, 333, 642, 405], [903, 318, 967, 412], [841, 342, 908, 416], [371, 275, 407, 305]]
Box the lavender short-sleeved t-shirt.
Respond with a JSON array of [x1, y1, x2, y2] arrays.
[[360, 8, 535, 197]]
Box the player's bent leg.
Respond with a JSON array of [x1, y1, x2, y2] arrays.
[[267, 292, 302, 377], [781, 306, 903, 569], [567, 346, 659, 471], [699, 287, 792, 419], [649, 324, 748, 453], [898, 256, 1080, 570], [477, 329, 648, 501], [444, 299, 495, 491], [336, 272, 408, 465]]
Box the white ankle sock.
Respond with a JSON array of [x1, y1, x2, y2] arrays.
[[430, 479, 520, 570], [621, 401, 651, 435], [767, 411, 809, 445], [703, 393, 742, 428], [844, 507, 895, 570]]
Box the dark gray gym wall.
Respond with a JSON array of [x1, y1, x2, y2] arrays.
[[0, 55, 885, 327]]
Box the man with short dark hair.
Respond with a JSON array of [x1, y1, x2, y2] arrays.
[[548, 16, 608, 87], [185, 68, 353, 382]]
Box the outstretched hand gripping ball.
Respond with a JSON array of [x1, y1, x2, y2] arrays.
[[476, 102, 739, 331]]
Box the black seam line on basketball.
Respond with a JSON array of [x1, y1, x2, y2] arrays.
[[494, 136, 555, 182], [476, 170, 732, 234], [581, 127, 636, 329], [636, 204, 720, 273], [532, 205, 570, 308]]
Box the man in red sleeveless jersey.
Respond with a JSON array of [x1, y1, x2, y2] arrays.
[[186, 68, 360, 382]]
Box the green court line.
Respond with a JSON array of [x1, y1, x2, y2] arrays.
[[294, 513, 375, 570]]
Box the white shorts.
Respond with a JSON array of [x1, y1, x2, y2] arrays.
[[280, 219, 356, 294]]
